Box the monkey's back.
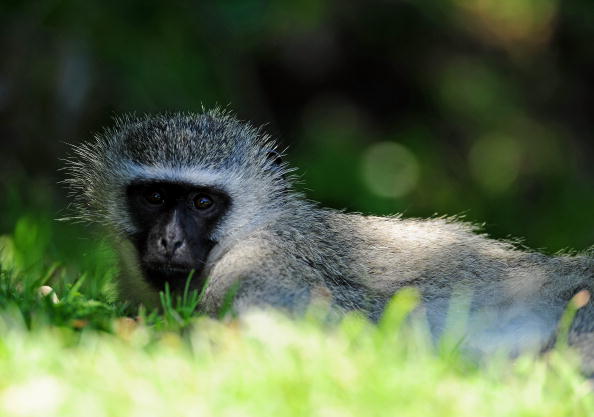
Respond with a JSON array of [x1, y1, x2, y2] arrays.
[[300, 210, 593, 354]]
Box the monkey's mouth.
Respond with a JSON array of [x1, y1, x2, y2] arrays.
[[142, 263, 206, 294]]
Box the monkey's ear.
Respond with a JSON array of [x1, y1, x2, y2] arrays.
[[265, 150, 283, 167]]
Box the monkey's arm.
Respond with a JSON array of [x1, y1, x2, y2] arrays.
[[198, 233, 322, 316]]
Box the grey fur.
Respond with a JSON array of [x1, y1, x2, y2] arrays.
[[64, 109, 594, 364]]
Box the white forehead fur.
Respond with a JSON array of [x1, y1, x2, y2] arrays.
[[127, 164, 238, 190]]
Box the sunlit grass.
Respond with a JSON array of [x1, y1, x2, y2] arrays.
[[0, 295, 592, 417]]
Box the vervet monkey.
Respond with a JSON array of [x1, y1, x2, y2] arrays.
[[64, 110, 594, 364]]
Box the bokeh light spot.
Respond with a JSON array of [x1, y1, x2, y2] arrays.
[[361, 142, 420, 199], [451, 0, 559, 53], [468, 134, 523, 194], [438, 59, 514, 122]]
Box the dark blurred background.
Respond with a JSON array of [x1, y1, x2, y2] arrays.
[[1, 0, 593, 252]]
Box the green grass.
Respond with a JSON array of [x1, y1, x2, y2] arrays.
[[0, 193, 593, 416]]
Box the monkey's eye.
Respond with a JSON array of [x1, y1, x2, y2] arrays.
[[144, 190, 165, 206], [193, 194, 214, 210]]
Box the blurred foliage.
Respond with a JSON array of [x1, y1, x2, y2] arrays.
[[0, 293, 591, 417], [1, 0, 594, 252]]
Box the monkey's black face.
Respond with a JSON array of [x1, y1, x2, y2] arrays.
[[126, 181, 230, 293]]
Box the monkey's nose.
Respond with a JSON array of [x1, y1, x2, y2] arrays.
[[159, 237, 185, 255]]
